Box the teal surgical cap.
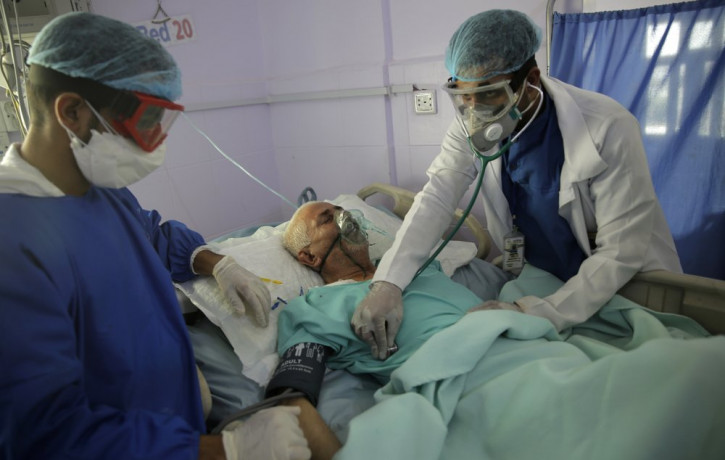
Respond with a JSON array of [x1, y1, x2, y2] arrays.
[[27, 12, 182, 101], [445, 9, 542, 82]]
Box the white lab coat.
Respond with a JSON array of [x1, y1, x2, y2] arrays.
[[375, 75, 682, 331]]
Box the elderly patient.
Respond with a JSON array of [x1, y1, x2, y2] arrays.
[[264, 201, 725, 460], [263, 201, 493, 459]]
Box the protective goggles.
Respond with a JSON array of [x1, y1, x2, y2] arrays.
[[110, 92, 184, 152], [441, 79, 518, 123]]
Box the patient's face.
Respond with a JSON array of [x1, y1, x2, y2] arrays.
[[301, 202, 344, 247], [299, 202, 370, 265]]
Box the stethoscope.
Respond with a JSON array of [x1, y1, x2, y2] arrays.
[[412, 138, 512, 279]]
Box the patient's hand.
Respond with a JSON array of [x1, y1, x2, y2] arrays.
[[467, 300, 523, 314], [281, 397, 341, 460]]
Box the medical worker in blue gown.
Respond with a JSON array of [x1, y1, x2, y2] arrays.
[[0, 12, 310, 460], [352, 9, 683, 359]]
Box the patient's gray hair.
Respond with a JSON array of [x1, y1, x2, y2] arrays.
[[283, 201, 318, 257]]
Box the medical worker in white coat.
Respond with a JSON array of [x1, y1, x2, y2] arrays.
[[351, 9, 682, 360]]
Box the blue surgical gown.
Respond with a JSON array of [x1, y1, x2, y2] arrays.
[[0, 187, 207, 459]]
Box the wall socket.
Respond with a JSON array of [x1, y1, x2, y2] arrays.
[[414, 90, 437, 114]]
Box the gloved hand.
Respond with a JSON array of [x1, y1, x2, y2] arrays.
[[212, 255, 271, 327], [222, 406, 311, 460], [351, 281, 403, 360], [467, 300, 523, 314]]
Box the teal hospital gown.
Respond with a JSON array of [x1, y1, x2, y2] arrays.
[[276, 263, 483, 383]]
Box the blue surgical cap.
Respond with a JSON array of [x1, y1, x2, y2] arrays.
[[445, 10, 542, 82], [27, 12, 182, 101]]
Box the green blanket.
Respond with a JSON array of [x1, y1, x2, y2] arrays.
[[335, 265, 725, 460], [277, 261, 483, 382]]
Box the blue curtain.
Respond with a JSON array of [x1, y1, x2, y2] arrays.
[[550, 0, 724, 280]]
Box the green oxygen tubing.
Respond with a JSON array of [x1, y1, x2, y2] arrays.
[[412, 137, 513, 280]]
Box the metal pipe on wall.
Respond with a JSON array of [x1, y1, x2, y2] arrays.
[[546, 0, 557, 75]]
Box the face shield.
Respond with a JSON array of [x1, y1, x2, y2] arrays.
[[110, 91, 184, 152], [442, 79, 522, 153]]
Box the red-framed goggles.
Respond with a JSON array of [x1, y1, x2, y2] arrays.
[[110, 92, 184, 152]]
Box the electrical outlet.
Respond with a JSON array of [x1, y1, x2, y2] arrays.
[[414, 90, 437, 114]]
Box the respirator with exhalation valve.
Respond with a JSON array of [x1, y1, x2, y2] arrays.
[[442, 78, 523, 153]]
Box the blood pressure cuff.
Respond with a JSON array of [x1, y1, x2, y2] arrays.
[[265, 342, 331, 407]]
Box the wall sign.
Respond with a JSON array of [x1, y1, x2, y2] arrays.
[[135, 15, 197, 47]]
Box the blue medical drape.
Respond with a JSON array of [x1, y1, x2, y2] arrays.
[[550, 0, 724, 280]]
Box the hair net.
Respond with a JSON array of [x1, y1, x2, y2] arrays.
[[27, 12, 182, 101], [445, 10, 542, 82]]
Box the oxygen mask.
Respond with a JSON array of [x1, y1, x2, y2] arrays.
[[334, 209, 368, 245], [334, 208, 393, 246]]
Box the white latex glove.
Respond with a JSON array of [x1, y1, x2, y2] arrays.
[[222, 406, 311, 460], [212, 255, 271, 327], [467, 299, 523, 314], [351, 280, 403, 360]]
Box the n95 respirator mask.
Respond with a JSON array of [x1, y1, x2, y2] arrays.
[[443, 79, 522, 153]]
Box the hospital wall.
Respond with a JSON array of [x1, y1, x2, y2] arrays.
[[92, 0, 685, 250]]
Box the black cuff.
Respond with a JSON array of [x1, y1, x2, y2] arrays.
[[265, 342, 331, 406]]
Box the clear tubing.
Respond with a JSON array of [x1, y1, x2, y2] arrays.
[[181, 112, 298, 210]]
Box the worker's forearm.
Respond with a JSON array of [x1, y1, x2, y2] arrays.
[[198, 435, 226, 460], [193, 249, 224, 276], [281, 397, 341, 460]]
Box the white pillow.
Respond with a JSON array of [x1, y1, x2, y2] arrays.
[[176, 194, 477, 386]]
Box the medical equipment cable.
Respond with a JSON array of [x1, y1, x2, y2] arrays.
[[209, 389, 306, 434], [181, 112, 299, 210], [412, 86, 543, 280], [0, 1, 29, 135]]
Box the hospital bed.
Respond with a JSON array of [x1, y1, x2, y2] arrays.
[[176, 182, 725, 455]]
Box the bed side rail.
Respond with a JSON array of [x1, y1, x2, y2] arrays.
[[618, 270, 725, 335], [357, 182, 491, 259]]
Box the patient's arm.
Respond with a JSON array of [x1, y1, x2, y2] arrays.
[[280, 397, 341, 460], [266, 342, 340, 460]]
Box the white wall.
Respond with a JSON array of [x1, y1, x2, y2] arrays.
[[92, 0, 283, 240], [257, 0, 587, 251], [88, 0, 679, 244]]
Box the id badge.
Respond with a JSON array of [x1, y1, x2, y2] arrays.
[[502, 227, 525, 275]]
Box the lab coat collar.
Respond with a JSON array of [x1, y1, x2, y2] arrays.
[[540, 76, 607, 185]]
